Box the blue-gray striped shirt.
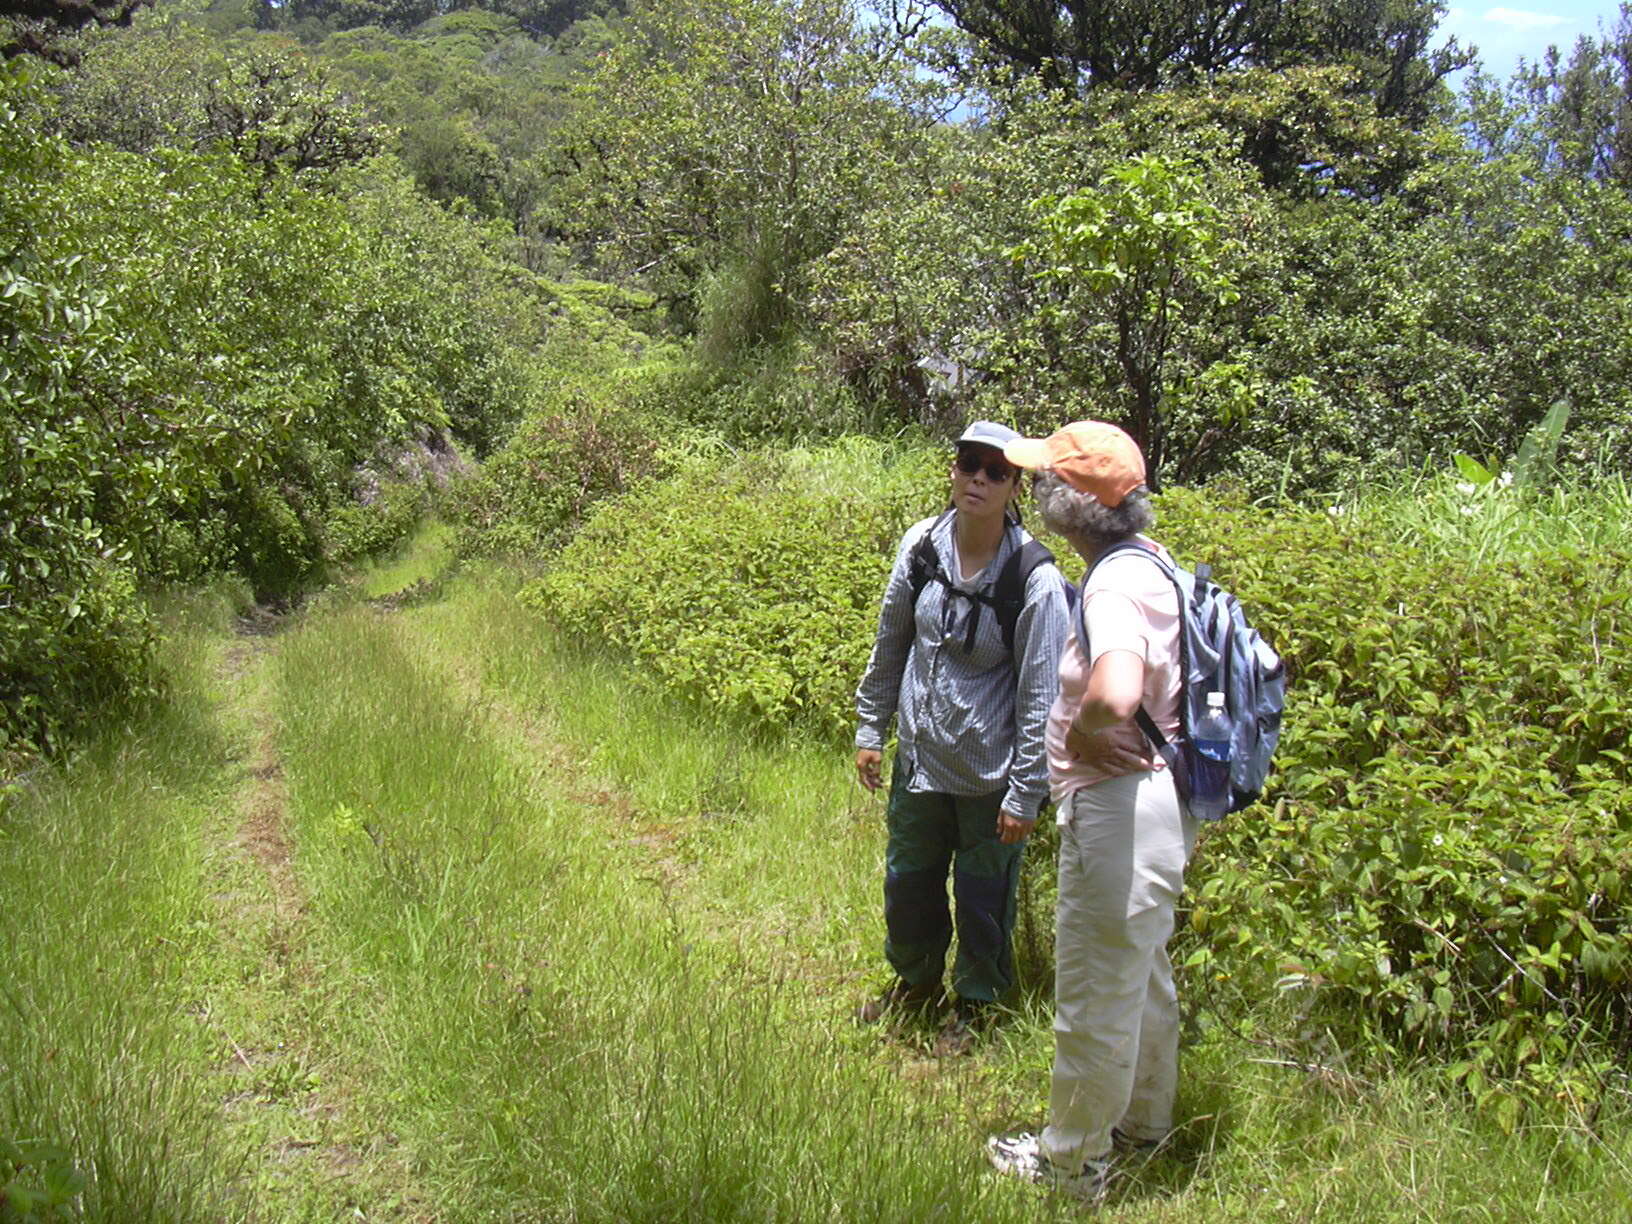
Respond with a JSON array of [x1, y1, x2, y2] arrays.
[[854, 513, 1070, 821]]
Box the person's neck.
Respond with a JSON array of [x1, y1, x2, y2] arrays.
[[955, 510, 1008, 574], [1071, 531, 1141, 566], [1067, 532, 1100, 566]]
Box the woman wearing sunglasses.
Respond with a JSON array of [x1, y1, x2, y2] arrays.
[[852, 421, 1071, 1056]]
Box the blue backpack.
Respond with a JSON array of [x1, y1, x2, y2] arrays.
[[1080, 542, 1286, 818]]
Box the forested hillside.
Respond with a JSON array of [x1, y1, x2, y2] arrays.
[[9, 0, 1632, 755], [10, 0, 1632, 761], [5, 0, 1632, 1217]]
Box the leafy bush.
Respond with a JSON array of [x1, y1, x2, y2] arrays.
[[450, 369, 678, 558], [322, 483, 425, 567], [0, 559, 156, 761], [1, 64, 162, 757], [663, 337, 887, 442], [0, 1135, 84, 1222], [522, 437, 943, 736], [1156, 490, 1632, 1116], [324, 481, 431, 567], [1, 59, 554, 755]]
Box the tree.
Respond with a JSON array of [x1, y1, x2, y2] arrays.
[[809, 78, 1296, 452], [314, 13, 581, 230], [261, 0, 622, 38], [1494, 4, 1632, 188], [201, 45, 384, 181], [1011, 154, 1244, 482], [1, 0, 151, 63], [1077, 62, 1434, 196], [929, 0, 1472, 127], [3, 48, 555, 754], [2, 62, 171, 753], [546, 0, 938, 341], [49, 28, 384, 183]]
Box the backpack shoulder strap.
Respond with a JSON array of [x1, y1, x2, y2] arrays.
[[1078, 540, 1186, 765], [906, 509, 954, 607], [991, 530, 1058, 655]]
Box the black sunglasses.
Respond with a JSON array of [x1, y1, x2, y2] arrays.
[[955, 450, 1018, 483]]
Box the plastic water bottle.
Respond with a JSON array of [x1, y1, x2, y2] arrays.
[[1188, 691, 1232, 821]]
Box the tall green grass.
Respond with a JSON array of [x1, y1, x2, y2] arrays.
[[354, 517, 457, 601], [0, 586, 254, 1221], [272, 600, 1070, 1221], [278, 553, 1632, 1221], [7, 526, 1632, 1219], [1332, 409, 1632, 566]]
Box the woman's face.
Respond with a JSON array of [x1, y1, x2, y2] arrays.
[[950, 444, 1020, 523]]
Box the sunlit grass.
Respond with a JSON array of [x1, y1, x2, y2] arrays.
[[353, 516, 456, 600], [0, 588, 254, 1222], [270, 599, 1071, 1221], [1330, 455, 1632, 568], [350, 552, 1632, 1221]]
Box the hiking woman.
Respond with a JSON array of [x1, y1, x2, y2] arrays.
[[852, 420, 1070, 1056], [985, 421, 1191, 1201]]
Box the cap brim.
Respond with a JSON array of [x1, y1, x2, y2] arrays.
[[1003, 438, 1053, 469]]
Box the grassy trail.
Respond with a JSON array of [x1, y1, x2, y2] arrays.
[[4, 547, 1632, 1220], [262, 574, 1046, 1221], [206, 607, 431, 1218]]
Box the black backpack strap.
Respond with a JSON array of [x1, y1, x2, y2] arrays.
[[909, 515, 1051, 657], [991, 534, 1057, 656], [906, 509, 955, 608]]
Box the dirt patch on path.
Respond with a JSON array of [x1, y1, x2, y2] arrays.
[[222, 621, 304, 931], [240, 727, 299, 927], [211, 612, 424, 1217]]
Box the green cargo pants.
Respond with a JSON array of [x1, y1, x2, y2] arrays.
[[882, 755, 1026, 1004]]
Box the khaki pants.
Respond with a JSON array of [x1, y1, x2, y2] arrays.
[[1042, 770, 1196, 1172]]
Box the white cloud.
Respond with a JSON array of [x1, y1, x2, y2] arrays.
[[1482, 7, 1571, 30]]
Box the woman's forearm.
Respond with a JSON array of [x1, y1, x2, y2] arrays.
[[1073, 650, 1145, 732]]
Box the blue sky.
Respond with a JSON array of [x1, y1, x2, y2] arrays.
[[1440, 2, 1628, 80]]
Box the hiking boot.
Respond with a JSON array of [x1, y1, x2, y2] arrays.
[[854, 978, 938, 1024], [931, 997, 989, 1057], [985, 1131, 1112, 1203]]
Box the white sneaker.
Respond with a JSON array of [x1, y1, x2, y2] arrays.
[[985, 1132, 1111, 1202]]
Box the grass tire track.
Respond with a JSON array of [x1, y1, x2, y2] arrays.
[[212, 611, 410, 1220]]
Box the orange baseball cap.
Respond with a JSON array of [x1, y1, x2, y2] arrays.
[[1004, 421, 1147, 507]]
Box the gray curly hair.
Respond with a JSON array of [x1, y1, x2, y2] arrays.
[[1033, 470, 1155, 548]]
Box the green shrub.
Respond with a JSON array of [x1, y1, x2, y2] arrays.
[[522, 437, 943, 737], [0, 1136, 84, 1222], [222, 483, 324, 605], [537, 278, 672, 373], [323, 481, 428, 567], [1, 58, 560, 756], [450, 371, 675, 558], [0, 67, 153, 759], [0, 559, 156, 761], [652, 336, 888, 443], [1156, 490, 1632, 1116]]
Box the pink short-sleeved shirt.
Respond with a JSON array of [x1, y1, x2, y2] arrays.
[[1045, 539, 1183, 807]]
